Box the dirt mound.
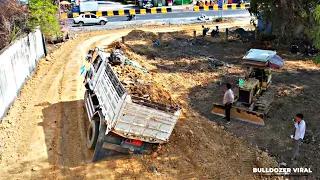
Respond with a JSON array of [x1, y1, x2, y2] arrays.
[[113, 65, 177, 106], [105, 41, 177, 106], [255, 151, 278, 168], [125, 30, 158, 41]]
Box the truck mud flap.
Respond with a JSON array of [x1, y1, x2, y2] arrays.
[[92, 124, 118, 162], [92, 125, 153, 162], [212, 103, 265, 125]]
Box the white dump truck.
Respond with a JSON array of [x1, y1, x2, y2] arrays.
[[83, 48, 181, 162]]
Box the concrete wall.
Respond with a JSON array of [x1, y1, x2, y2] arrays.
[[0, 29, 45, 121]]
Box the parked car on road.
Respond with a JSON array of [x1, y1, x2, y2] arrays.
[[142, 2, 153, 9], [73, 14, 108, 26]]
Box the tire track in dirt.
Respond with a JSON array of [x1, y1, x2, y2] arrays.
[[0, 32, 127, 179], [55, 34, 112, 178], [0, 38, 82, 179], [55, 33, 130, 179]]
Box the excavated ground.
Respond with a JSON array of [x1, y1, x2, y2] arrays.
[[0, 25, 317, 179], [116, 30, 320, 179]]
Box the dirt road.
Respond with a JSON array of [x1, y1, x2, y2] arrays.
[[0, 31, 130, 179], [0, 25, 278, 179]]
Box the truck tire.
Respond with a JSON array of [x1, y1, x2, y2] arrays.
[[83, 90, 88, 108], [100, 20, 106, 25], [84, 82, 90, 90], [87, 120, 99, 150], [79, 21, 84, 27]]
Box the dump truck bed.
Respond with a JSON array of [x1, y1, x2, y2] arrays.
[[113, 96, 180, 144], [84, 49, 181, 162], [88, 51, 180, 143]]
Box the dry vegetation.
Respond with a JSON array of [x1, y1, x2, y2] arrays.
[[0, 0, 28, 50]]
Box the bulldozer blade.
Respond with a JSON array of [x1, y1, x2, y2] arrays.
[[212, 103, 265, 125]]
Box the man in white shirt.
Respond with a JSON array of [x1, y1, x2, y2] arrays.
[[223, 83, 234, 124], [291, 113, 306, 160]]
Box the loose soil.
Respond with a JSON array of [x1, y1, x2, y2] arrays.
[[0, 24, 317, 179], [117, 30, 319, 179], [106, 42, 177, 106]]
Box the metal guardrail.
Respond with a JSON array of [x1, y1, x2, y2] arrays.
[[193, 3, 250, 11], [60, 4, 249, 19], [60, 7, 172, 19]]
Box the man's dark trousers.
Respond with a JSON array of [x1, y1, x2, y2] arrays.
[[293, 139, 302, 159], [225, 103, 232, 122]]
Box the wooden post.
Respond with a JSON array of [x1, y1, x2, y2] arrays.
[[254, 29, 257, 40], [158, 32, 163, 45], [225, 28, 229, 41], [122, 36, 125, 43], [193, 30, 197, 39]]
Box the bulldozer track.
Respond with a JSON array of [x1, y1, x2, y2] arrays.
[[254, 88, 275, 114]]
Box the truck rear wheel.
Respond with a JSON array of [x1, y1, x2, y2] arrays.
[[87, 120, 99, 150]]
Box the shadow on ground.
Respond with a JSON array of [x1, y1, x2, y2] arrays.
[[5, 100, 178, 179]]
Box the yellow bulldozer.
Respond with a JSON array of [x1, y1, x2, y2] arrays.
[[212, 49, 285, 125]]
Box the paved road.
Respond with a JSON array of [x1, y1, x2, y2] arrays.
[[68, 9, 251, 31], [107, 9, 250, 22]]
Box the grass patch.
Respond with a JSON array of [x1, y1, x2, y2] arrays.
[[215, 17, 223, 22], [312, 55, 320, 64]]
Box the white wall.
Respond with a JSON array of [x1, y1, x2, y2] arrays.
[[0, 29, 45, 121]]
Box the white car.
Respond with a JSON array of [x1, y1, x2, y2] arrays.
[[142, 2, 153, 9], [198, 14, 210, 21], [73, 14, 108, 26]]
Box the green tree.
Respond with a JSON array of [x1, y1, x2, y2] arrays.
[[249, 0, 319, 43], [28, 0, 61, 36], [310, 5, 320, 63], [311, 5, 320, 49]]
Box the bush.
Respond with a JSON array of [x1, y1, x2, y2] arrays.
[[312, 55, 320, 64], [215, 17, 223, 22], [28, 0, 61, 37], [0, 0, 61, 50]]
